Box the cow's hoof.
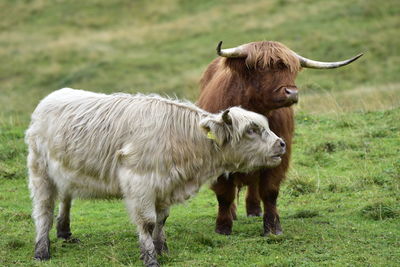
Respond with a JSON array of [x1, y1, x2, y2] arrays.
[[263, 228, 283, 236], [263, 215, 282, 236], [246, 207, 262, 217], [215, 226, 232, 235], [247, 211, 262, 217], [275, 229, 283, 235]]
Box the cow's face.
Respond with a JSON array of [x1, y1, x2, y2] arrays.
[[220, 57, 300, 113], [254, 66, 299, 111], [200, 107, 285, 172]]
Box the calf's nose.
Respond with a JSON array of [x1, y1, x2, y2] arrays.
[[280, 140, 286, 149], [274, 138, 286, 155]]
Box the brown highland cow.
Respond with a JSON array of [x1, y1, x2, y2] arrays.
[[197, 41, 362, 235]]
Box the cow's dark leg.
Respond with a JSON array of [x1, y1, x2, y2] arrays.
[[259, 169, 283, 236], [245, 173, 262, 217], [211, 174, 236, 235], [259, 106, 293, 236], [230, 202, 237, 220], [153, 208, 169, 255], [57, 195, 73, 240]]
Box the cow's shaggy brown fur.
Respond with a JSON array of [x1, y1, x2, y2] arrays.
[[198, 41, 301, 235]]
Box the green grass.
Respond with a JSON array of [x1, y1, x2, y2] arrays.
[[1, 109, 399, 266], [0, 0, 400, 266]]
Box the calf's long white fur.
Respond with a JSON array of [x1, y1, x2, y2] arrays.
[[26, 88, 284, 266]]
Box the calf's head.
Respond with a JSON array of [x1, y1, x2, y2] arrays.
[[200, 107, 285, 172]]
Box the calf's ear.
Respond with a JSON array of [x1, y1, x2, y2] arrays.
[[222, 109, 232, 125], [199, 114, 231, 146]]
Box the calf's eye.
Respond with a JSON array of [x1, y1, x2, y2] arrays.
[[246, 128, 258, 136]]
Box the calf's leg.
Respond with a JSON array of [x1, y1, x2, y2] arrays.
[[138, 222, 158, 267], [28, 157, 57, 260], [211, 174, 236, 235], [57, 195, 76, 241], [153, 208, 170, 255], [127, 201, 158, 266], [120, 172, 159, 266], [124, 194, 158, 266]]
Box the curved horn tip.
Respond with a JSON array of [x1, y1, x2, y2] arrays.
[[339, 52, 365, 66], [298, 51, 365, 69], [352, 53, 364, 61], [216, 41, 223, 55]]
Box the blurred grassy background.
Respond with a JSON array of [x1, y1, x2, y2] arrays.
[[0, 0, 399, 124]]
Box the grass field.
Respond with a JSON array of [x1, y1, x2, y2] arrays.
[[0, 0, 399, 266]]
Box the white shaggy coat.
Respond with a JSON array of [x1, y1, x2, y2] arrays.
[[26, 88, 284, 266]]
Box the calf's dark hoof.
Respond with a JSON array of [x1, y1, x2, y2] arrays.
[[154, 240, 168, 255], [34, 251, 50, 261], [141, 253, 159, 267], [34, 247, 51, 260], [57, 230, 72, 240], [34, 237, 50, 260]]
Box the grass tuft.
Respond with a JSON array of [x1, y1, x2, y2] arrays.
[[6, 239, 25, 249], [361, 202, 399, 220], [264, 233, 287, 244], [290, 210, 319, 219], [285, 176, 317, 197], [195, 234, 218, 248], [355, 174, 392, 189], [310, 140, 357, 154], [327, 183, 339, 192]]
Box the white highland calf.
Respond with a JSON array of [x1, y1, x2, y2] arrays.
[[26, 88, 286, 266]]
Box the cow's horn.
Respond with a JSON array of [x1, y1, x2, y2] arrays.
[[295, 52, 364, 69], [216, 41, 248, 58]]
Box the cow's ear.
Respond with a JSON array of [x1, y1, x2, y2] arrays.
[[199, 117, 230, 146]]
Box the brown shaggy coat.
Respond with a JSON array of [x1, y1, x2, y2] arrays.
[[198, 41, 301, 235]]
